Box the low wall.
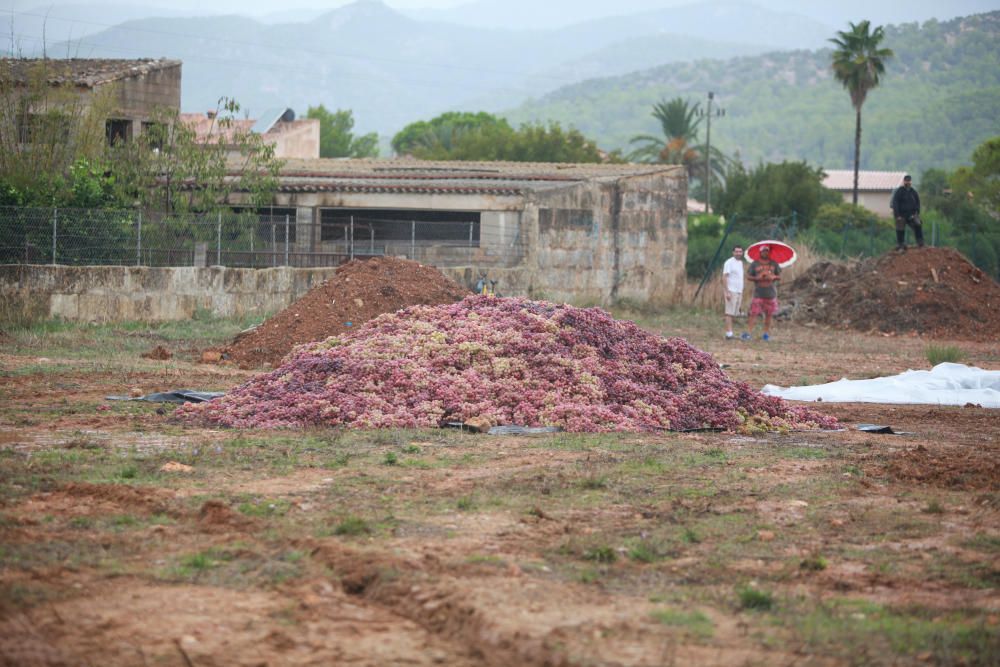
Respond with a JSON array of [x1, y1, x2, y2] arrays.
[[0, 265, 340, 323]]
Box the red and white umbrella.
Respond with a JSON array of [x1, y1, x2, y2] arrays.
[[745, 240, 797, 268]]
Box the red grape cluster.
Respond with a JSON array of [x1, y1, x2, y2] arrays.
[[178, 296, 836, 432]]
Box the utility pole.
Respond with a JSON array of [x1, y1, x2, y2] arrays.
[[702, 92, 725, 214]]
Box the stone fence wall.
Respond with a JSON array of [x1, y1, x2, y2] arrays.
[[0, 265, 340, 323]]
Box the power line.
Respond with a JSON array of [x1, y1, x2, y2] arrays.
[[0, 8, 580, 84], [3, 31, 554, 100]]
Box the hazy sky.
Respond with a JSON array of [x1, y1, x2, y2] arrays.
[[7, 0, 469, 12]]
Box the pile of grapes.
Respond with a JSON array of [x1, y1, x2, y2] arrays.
[[179, 296, 836, 432]]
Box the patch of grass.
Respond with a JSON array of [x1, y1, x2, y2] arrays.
[[800, 554, 829, 572], [651, 608, 715, 639], [114, 465, 138, 480], [465, 554, 506, 566], [237, 498, 291, 518], [962, 533, 1000, 552], [796, 599, 1000, 664], [578, 567, 601, 583], [680, 527, 701, 544], [382, 451, 398, 466], [402, 444, 422, 454], [68, 516, 94, 529], [780, 445, 831, 460], [926, 344, 964, 365], [579, 474, 609, 490], [333, 516, 372, 536], [110, 514, 139, 529], [455, 496, 475, 511], [323, 453, 351, 469], [181, 551, 216, 571], [627, 540, 666, 563], [583, 545, 617, 564], [737, 585, 774, 611], [923, 499, 946, 514]]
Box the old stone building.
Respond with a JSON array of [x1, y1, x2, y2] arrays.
[[0, 57, 181, 144], [236, 158, 688, 305]]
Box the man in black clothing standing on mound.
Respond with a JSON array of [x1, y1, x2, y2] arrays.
[[890, 174, 924, 252]]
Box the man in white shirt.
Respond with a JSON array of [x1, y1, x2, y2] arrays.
[[722, 245, 744, 339]]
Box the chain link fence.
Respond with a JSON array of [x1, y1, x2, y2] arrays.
[[0, 206, 526, 269], [690, 211, 1000, 296]]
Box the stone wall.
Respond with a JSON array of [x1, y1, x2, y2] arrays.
[[526, 170, 687, 305], [0, 264, 337, 323]]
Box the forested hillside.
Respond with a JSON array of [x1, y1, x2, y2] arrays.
[[505, 12, 1000, 174]]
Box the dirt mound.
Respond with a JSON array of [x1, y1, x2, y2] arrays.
[[197, 500, 255, 532], [784, 247, 1000, 340], [225, 257, 469, 368], [883, 444, 1000, 491]]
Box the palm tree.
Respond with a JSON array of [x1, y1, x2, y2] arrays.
[[830, 20, 893, 205], [628, 98, 703, 176]]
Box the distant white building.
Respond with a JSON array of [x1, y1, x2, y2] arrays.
[[823, 170, 907, 218]]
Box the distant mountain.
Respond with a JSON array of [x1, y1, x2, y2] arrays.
[[504, 12, 1000, 176], [408, 0, 1000, 30], [3, 3, 189, 54], [40, 0, 836, 133]]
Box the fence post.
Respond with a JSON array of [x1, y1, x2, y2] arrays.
[[369, 225, 374, 255], [468, 221, 474, 263], [350, 216, 354, 260], [216, 212, 222, 266], [411, 220, 416, 260], [869, 216, 875, 256], [971, 224, 978, 268], [694, 214, 737, 301], [51, 207, 57, 265], [250, 220, 254, 266], [932, 217, 938, 247], [284, 214, 290, 266], [136, 210, 142, 266]]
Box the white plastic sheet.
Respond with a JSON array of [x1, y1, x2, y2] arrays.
[[761, 363, 1000, 408]]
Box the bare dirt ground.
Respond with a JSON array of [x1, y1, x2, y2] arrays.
[[1, 309, 998, 666]]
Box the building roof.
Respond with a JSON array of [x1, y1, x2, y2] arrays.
[[0, 58, 181, 88], [261, 158, 684, 197], [823, 170, 907, 192], [180, 112, 316, 145]]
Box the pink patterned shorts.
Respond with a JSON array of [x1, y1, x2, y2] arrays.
[[749, 297, 778, 316]]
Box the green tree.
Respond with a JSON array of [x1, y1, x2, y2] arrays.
[[109, 97, 284, 214], [305, 105, 379, 158], [628, 97, 728, 193], [829, 20, 894, 205], [391, 112, 606, 163], [0, 59, 116, 205], [951, 136, 1000, 218], [391, 112, 512, 158], [715, 161, 841, 225], [627, 97, 701, 170]]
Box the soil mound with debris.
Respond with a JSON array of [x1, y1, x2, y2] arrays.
[[225, 257, 469, 368], [180, 296, 836, 433], [783, 247, 1000, 341]]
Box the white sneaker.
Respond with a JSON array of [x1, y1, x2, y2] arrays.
[[725, 332, 734, 339]]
